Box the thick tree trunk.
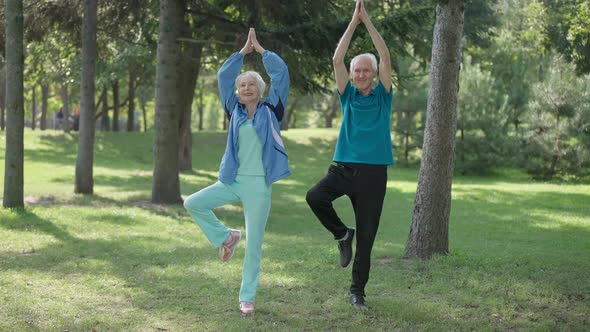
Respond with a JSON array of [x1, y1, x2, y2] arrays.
[[40, 84, 49, 130], [126, 71, 135, 131], [3, 0, 24, 208], [152, 0, 184, 204], [31, 85, 36, 130], [75, 0, 98, 194], [112, 79, 119, 131], [405, 0, 464, 259], [100, 84, 109, 131]]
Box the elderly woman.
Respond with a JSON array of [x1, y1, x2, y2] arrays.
[[183, 28, 290, 315]]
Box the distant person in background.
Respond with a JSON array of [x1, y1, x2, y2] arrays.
[[183, 28, 290, 315], [306, 0, 394, 310], [56, 108, 64, 129]]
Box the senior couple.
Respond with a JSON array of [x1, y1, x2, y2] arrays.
[[183, 0, 394, 315]]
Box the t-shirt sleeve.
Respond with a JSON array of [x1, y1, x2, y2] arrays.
[[376, 81, 393, 111]]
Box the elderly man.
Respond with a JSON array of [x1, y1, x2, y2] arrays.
[[306, 0, 393, 309]]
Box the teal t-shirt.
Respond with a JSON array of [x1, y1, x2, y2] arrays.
[[237, 119, 266, 176], [333, 81, 394, 165]]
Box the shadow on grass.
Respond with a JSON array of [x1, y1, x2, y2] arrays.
[[0, 210, 244, 328], [0, 209, 75, 242]]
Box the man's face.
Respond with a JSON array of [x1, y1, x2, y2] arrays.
[[352, 57, 375, 93], [237, 78, 260, 104]]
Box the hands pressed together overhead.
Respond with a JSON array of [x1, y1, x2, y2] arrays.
[[240, 28, 265, 55], [352, 0, 370, 26]]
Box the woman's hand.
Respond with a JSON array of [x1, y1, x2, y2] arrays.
[[250, 28, 265, 54], [239, 29, 254, 55]]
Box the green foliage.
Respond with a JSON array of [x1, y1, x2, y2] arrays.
[[0, 130, 589, 330], [456, 56, 515, 175], [542, 0, 590, 74], [393, 53, 428, 165], [523, 55, 590, 179], [487, 0, 547, 134]]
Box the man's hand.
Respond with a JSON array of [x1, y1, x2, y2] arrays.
[[351, 0, 362, 25], [358, 0, 369, 24]]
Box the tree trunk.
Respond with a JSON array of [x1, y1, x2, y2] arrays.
[[127, 70, 135, 131], [197, 85, 203, 131], [290, 109, 297, 128], [112, 78, 120, 131], [61, 84, 71, 132], [177, 27, 203, 172], [404, 130, 410, 164], [281, 98, 298, 131], [75, 0, 98, 195], [0, 63, 5, 131], [152, 0, 184, 204], [40, 84, 49, 130], [0, 104, 4, 131], [100, 84, 109, 131], [3, 0, 24, 208], [141, 99, 148, 132], [405, 0, 464, 259], [324, 94, 339, 128], [31, 85, 36, 130]]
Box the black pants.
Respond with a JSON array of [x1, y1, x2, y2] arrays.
[[306, 162, 387, 296]]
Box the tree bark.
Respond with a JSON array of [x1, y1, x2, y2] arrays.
[[152, 0, 184, 204], [3, 0, 24, 208], [405, 0, 464, 259], [112, 78, 120, 131], [40, 84, 49, 130], [75, 0, 98, 195], [126, 70, 135, 131]]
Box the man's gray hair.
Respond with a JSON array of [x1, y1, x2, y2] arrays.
[[349, 53, 378, 75], [235, 71, 266, 99]]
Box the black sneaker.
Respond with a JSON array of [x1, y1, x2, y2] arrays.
[[350, 293, 367, 309], [338, 228, 355, 267]]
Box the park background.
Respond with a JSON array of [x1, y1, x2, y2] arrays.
[[1, 0, 589, 330]]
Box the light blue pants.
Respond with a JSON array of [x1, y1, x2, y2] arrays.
[[183, 175, 272, 303]]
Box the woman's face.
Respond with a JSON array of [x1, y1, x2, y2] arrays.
[[238, 78, 260, 104]]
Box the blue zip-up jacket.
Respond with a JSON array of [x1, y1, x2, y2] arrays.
[[217, 51, 291, 185]]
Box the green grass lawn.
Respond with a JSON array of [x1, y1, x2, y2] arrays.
[[1, 129, 589, 331]]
